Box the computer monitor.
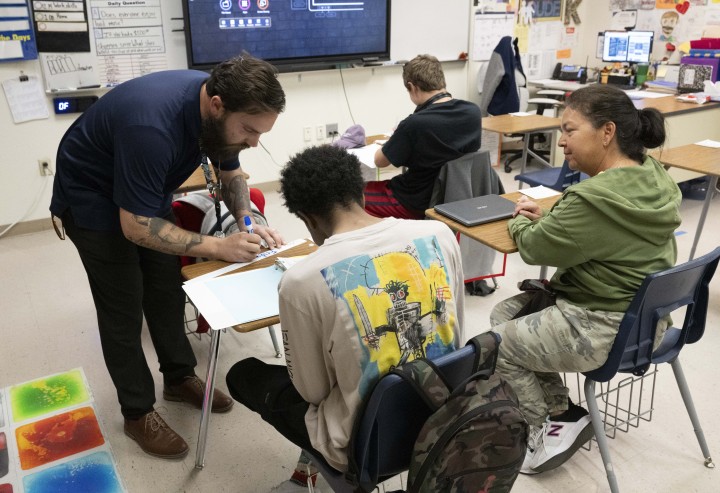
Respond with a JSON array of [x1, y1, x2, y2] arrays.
[[602, 30, 654, 64]]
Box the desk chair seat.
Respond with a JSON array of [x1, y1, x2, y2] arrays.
[[304, 344, 479, 492], [171, 189, 281, 357], [582, 247, 720, 493], [514, 159, 588, 191]]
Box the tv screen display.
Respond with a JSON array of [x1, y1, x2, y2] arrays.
[[182, 0, 391, 72], [603, 31, 653, 64]]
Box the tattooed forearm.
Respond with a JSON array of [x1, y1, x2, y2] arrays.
[[129, 215, 204, 255], [222, 174, 251, 219]]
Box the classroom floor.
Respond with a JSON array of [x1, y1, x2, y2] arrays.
[[1, 166, 719, 493]]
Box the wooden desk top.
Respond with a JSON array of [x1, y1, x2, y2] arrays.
[[182, 240, 318, 332], [482, 114, 561, 135], [650, 144, 720, 176], [633, 95, 720, 117], [175, 166, 217, 194], [425, 191, 561, 254]]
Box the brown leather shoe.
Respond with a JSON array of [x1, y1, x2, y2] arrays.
[[124, 410, 189, 459], [163, 375, 234, 413]]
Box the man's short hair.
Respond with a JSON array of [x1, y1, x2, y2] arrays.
[[206, 52, 286, 115], [402, 54, 446, 92], [280, 145, 364, 220]]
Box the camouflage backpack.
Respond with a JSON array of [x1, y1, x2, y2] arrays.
[[392, 332, 528, 493]]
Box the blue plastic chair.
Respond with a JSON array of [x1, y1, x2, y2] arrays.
[[514, 159, 587, 191], [303, 343, 478, 492], [583, 247, 720, 493]]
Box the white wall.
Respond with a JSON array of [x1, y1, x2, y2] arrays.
[[0, 2, 471, 227]]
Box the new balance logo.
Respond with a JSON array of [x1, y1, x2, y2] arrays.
[[547, 423, 564, 437]]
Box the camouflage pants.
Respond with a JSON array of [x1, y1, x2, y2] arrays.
[[489, 292, 624, 427]]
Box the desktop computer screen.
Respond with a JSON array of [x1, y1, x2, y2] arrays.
[[603, 31, 654, 64]]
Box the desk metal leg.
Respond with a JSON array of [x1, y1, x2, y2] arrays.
[[519, 136, 530, 188], [195, 328, 222, 469], [689, 175, 718, 261]]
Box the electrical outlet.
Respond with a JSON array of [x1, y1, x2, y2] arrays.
[[326, 123, 338, 139], [38, 159, 52, 176], [316, 125, 325, 141], [303, 126, 312, 142]]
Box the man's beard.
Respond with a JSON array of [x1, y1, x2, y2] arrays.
[[199, 114, 249, 163]]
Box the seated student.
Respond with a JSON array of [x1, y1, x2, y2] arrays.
[[364, 54, 481, 219], [226, 145, 465, 490], [489, 85, 681, 475]]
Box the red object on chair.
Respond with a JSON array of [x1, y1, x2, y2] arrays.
[[172, 188, 267, 333]]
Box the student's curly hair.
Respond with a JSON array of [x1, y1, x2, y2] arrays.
[[280, 145, 365, 220]]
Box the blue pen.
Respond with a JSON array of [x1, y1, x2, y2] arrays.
[[243, 215, 254, 234]]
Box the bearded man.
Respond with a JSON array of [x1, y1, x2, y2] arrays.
[[50, 54, 286, 459]]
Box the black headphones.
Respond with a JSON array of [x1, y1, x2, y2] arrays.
[[414, 92, 452, 113]]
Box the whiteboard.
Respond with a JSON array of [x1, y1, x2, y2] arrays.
[[390, 0, 471, 62]]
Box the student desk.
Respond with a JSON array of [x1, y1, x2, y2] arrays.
[[481, 114, 561, 174], [426, 191, 561, 278], [181, 239, 318, 469], [651, 144, 720, 260]]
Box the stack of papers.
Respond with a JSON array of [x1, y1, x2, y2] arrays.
[[645, 80, 678, 94]]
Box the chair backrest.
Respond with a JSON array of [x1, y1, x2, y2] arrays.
[[428, 150, 504, 208], [583, 247, 720, 383], [349, 344, 477, 492], [554, 159, 582, 190]]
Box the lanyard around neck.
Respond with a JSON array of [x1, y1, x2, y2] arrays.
[[200, 154, 225, 237], [414, 92, 452, 113]]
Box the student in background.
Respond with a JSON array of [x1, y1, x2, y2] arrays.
[[490, 85, 681, 475], [364, 54, 481, 219], [226, 145, 465, 490], [50, 54, 286, 459]]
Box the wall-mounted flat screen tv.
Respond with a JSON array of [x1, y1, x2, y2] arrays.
[[182, 0, 391, 72]]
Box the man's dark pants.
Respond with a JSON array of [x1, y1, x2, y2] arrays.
[[63, 210, 196, 419], [226, 357, 318, 454]]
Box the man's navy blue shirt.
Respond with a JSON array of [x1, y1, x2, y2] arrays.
[[50, 70, 240, 232]]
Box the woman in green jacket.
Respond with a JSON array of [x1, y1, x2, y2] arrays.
[[491, 84, 682, 476]]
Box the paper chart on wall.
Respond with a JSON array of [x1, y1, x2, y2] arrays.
[[38, 52, 99, 92], [1, 75, 48, 123], [472, 13, 515, 61], [89, 0, 168, 85]]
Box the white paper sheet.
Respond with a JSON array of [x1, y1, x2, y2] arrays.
[[347, 143, 380, 168], [184, 238, 308, 284], [183, 266, 284, 330], [695, 140, 720, 148], [520, 185, 562, 199], [1, 75, 48, 123]]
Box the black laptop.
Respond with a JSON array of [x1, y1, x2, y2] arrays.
[[433, 194, 516, 227]]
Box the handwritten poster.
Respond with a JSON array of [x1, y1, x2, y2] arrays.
[[0, 0, 37, 62], [38, 52, 99, 91], [473, 12, 515, 61], [90, 0, 167, 85]]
